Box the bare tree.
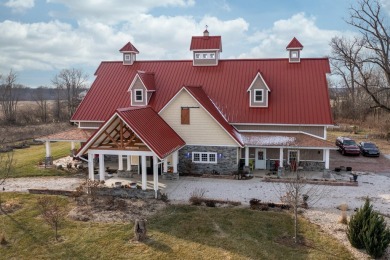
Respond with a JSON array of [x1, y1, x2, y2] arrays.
[[0, 70, 20, 124], [52, 68, 88, 119], [37, 196, 66, 242], [33, 86, 50, 123], [0, 143, 14, 207], [330, 0, 390, 113]]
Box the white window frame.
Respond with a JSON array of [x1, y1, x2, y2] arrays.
[[192, 152, 217, 164], [195, 52, 215, 60], [254, 89, 264, 102], [290, 50, 299, 59], [124, 54, 131, 61], [134, 89, 143, 102], [288, 150, 299, 164]]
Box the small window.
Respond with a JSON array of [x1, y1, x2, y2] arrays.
[[203, 53, 208, 59], [181, 107, 190, 124], [124, 54, 131, 61], [135, 90, 143, 102], [291, 51, 298, 58], [195, 53, 200, 59], [192, 152, 217, 164], [254, 90, 263, 102], [210, 53, 215, 59]]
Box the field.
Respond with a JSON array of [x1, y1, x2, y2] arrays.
[[0, 193, 353, 259]]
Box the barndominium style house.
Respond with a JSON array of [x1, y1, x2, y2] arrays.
[[40, 30, 335, 194]]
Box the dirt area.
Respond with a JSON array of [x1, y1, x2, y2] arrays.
[[329, 150, 390, 173], [68, 196, 166, 223]]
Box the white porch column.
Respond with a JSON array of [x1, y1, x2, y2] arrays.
[[45, 141, 51, 158], [99, 154, 105, 181], [71, 141, 75, 150], [245, 147, 249, 167], [163, 159, 168, 172], [153, 155, 159, 198], [324, 149, 330, 169], [172, 151, 178, 173], [279, 148, 284, 168], [141, 155, 147, 190], [127, 155, 131, 171], [118, 155, 123, 171], [88, 153, 95, 180]]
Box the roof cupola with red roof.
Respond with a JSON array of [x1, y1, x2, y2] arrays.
[[190, 28, 222, 67], [120, 41, 139, 66], [286, 37, 303, 63]]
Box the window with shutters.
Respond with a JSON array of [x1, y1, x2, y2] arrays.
[[181, 107, 190, 124]]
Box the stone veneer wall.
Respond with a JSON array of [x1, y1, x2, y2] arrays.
[[299, 161, 325, 171], [178, 146, 238, 175]]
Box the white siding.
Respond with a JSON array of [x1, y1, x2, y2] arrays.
[[160, 90, 237, 146]]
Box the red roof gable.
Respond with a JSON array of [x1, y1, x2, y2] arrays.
[[182, 86, 243, 146], [138, 71, 156, 91], [120, 42, 139, 53], [286, 37, 303, 49], [78, 107, 185, 159], [117, 107, 185, 158], [190, 36, 222, 51], [72, 58, 332, 125]]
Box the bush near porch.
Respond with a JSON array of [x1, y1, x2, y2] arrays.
[[8, 142, 77, 177], [0, 193, 354, 259]]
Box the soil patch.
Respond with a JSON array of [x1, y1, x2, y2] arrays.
[[68, 196, 166, 223], [0, 199, 22, 215]]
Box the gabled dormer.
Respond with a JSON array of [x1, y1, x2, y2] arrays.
[[286, 37, 303, 63], [190, 29, 222, 66], [247, 72, 271, 108], [128, 71, 156, 106], [120, 42, 139, 65]]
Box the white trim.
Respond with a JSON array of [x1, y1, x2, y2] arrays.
[[232, 123, 333, 126], [253, 89, 264, 103], [185, 144, 239, 147], [238, 130, 326, 140], [192, 152, 217, 164], [246, 72, 271, 92], [89, 149, 154, 156], [79, 126, 99, 130], [70, 120, 105, 123], [191, 48, 220, 51], [158, 87, 243, 147]]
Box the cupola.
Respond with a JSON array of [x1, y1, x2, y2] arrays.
[[119, 42, 139, 65], [286, 37, 303, 63], [190, 28, 222, 66]]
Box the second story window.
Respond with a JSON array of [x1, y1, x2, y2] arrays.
[[135, 90, 143, 102], [254, 90, 263, 102]]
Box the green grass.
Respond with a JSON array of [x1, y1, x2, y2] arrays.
[[8, 142, 78, 177], [0, 193, 354, 259]]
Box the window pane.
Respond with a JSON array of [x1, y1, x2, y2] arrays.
[[201, 153, 208, 161], [195, 53, 200, 59], [209, 154, 216, 162], [193, 153, 200, 162], [210, 53, 215, 59], [203, 53, 207, 58], [255, 90, 263, 102], [135, 90, 142, 101]]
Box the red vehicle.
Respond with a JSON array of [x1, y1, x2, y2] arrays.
[[335, 137, 360, 156]]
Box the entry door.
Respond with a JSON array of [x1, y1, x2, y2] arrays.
[[255, 149, 266, 169]]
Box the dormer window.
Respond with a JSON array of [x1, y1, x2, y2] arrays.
[[119, 42, 139, 66], [135, 90, 143, 102], [286, 37, 303, 63], [190, 30, 222, 66], [291, 51, 298, 59], [124, 54, 131, 61], [254, 90, 263, 102]]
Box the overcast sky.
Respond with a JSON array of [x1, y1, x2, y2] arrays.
[[0, 0, 387, 88]]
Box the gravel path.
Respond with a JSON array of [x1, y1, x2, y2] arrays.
[[3, 176, 84, 192]]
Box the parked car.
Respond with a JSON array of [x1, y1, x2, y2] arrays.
[[335, 137, 360, 156], [358, 142, 380, 157]]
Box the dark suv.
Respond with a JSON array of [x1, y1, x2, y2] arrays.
[[335, 137, 360, 156]]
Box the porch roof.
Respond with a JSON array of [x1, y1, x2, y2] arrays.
[[240, 133, 336, 149], [36, 128, 96, 142]]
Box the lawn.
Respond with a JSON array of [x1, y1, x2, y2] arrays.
[[7, 142, 78, 177], [0, 193, 354, 259]]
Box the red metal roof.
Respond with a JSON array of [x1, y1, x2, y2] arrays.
[[183, 86, 243, 146], [117, 107, 185, 158], [286, 37, 303, 49], [71, 58, 332, 125], [119, 42, 139, 53], [37, 128, 95, 142], [138, 71, 156, 91], [190, 36, 222, 51]]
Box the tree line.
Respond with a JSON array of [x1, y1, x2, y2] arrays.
[[0, 69, 88, 125], [330, 0, 390, 123]]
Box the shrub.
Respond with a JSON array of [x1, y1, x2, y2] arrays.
[[362, 212, 390, 258], [189, 188, 206, 206], [347, 198, 374, 249], [205, 200, 216, 207]]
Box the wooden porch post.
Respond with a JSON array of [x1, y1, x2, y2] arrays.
[[153, 155, 159, 198], [99, 154, 105, 181], [118, 154, 123, 171], [88, 153, 95, 180], [127, 155, 131, 171], [141, 155, 147, 190], [245, 147, 249, 167]]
